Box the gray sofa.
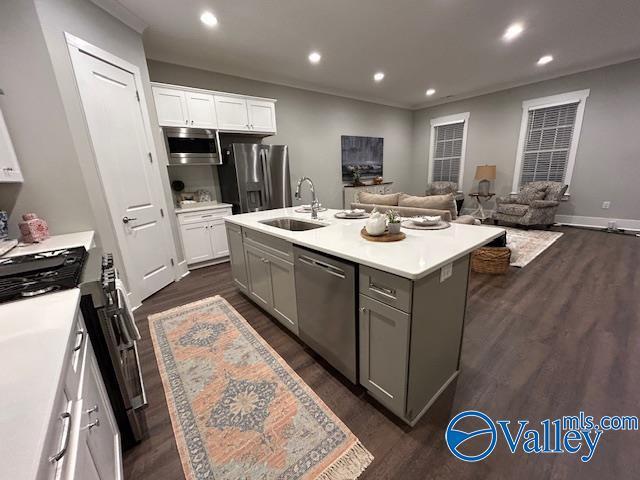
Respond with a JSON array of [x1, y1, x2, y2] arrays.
[[493, 181, 568, 228], [351, 191, 478, 225]]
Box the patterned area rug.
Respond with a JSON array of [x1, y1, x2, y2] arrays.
[[149, 296, 373, 480], [503, 227, 564, 267]]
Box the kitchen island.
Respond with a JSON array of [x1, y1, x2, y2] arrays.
[[225, 208, 504, 425]]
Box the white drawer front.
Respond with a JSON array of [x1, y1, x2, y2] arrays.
[[178, 207, 232, 225]]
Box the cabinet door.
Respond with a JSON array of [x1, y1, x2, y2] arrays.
[[181, 222, 214, 265], [264, 251, 298, 334], [247, 99, 276, 133], [73, 428, 102, 480], [0, 107, 23, 183], [152, 87, 189, 127], [244, 243, 273, 310], [209, 219, 229, 258], [186, 92, 217, 128], [359, 294, 410, 417], [226, 224, 248, 291], [214, 95, 250, 131], [80, 345, 121, 480]]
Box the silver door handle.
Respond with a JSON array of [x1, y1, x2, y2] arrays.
[[261, 258, 269, 264], [86, 404, 99, 415], [85, 418, 100, 431], [368, 282, 396, 298], [191, 120, 194, 125], [360, 307, 367, 313], [49, 412, 72, 463], [185, 119, 188, 124], [73, 329, 85, 351], [122, 216, 137, 224]]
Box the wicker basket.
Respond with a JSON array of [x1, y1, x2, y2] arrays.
[[471, 247, 511, 274]]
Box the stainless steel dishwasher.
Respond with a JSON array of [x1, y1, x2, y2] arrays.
[[294, 246, 357, 383]]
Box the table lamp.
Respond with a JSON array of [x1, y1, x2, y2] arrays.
[[475, 165, 496, 195]]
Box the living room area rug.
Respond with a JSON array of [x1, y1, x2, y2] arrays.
[[149, 296, 373, 480], [503, 227, 564, 267]]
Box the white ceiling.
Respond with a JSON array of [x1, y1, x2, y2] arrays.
[[111, 0, 640, 109]]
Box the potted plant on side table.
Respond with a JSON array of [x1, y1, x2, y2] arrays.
[[386, 209, 402, 234]]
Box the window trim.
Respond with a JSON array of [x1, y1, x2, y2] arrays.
[[428, 112, 470, 188], [511, 89, 590, 194]]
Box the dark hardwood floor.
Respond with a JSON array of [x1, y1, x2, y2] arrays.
[[123, 227, 640, 479]]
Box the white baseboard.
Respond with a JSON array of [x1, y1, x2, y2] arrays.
[[176, 260, 190, 280], [555, 214, 640, 232]]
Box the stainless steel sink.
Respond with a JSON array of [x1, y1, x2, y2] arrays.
[[259, 217, 327, 231]]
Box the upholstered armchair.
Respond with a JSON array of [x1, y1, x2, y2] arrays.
[[493, 181, 568, 228], [426, 181, 465, 213]]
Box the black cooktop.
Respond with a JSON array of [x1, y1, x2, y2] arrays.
[[0, 247, 88, 303]]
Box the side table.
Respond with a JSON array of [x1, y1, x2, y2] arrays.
[[468, 192, 495, 221]]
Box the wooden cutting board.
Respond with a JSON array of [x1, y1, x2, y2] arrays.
[[360, 228, 406, 242]]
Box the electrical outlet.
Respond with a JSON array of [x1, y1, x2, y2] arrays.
[[602, 201, 611, 209], [440, 262, 453, 282]]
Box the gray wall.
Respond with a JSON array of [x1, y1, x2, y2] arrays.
[[148, 60, 416, 209], [32, 0, 183, 265], [0, 0, 96, 237], [412, 59, 640, 221]]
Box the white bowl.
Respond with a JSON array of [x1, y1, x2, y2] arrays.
[[412, 215, 441, 226]]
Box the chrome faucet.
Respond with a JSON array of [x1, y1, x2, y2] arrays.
[[294, 177, 320, 219]]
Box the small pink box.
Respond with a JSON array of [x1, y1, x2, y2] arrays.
[[19, 213, 49, 243]]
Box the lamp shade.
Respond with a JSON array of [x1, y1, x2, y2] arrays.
[[475, 165, 496, 180]]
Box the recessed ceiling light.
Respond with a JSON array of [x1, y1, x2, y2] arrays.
[[426, 88, 436, 96], [308, 51, 322, 64], [200, 11, 218, 27], [503, 23, 524, 41], [537, 55, 553, 65], [373, 72, 385, 82]]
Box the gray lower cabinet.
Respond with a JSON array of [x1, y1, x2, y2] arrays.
[[242, 235, 298, 334], [359, 294, 410, 417], [226, 223, 248, 292], [359, 255, 470, 424], [245, 243, 273, 309]]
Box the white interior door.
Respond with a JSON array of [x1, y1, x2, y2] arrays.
[[69, 46, 174, 301]]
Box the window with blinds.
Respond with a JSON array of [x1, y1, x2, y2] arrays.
[[519, 102, 579, 186], [431, 121, 465, 183]]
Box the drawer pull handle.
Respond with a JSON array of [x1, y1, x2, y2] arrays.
[[368, 282, 396, 298], [85, 419, 100, 431], [49, 412, 72, 463], [359, 307, 367, 313], [86, 404, 99, 415], [73, 329, 85, 352]]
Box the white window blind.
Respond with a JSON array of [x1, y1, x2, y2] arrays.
[[431, 121, 465, 183], [519, 102, 579, 186]]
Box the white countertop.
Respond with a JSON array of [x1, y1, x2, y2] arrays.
[[0, 289, 81, 480], [225, 208, 505, 280], [2, 230, 95, 257], [175, 202, 233, 214]]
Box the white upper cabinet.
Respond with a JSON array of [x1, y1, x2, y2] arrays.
[[247, 99, 277, 133], [214, 95, 250, 131], [185, 92, 217, 128], [152, 84, 277, 134], [153, 86, 189, 127], [0, 107, 23, 183]]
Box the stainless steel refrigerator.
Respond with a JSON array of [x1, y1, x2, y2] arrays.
[[219, 143, 292, 213]]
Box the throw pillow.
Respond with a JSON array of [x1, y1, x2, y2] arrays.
[[514, 184, 546, 204], [398, 193, 457, 219], [357, 192, 400, 206]]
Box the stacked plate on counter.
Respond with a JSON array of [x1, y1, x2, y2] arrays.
[[335, 209, 369, 219], [401, 215, 450, 230]]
